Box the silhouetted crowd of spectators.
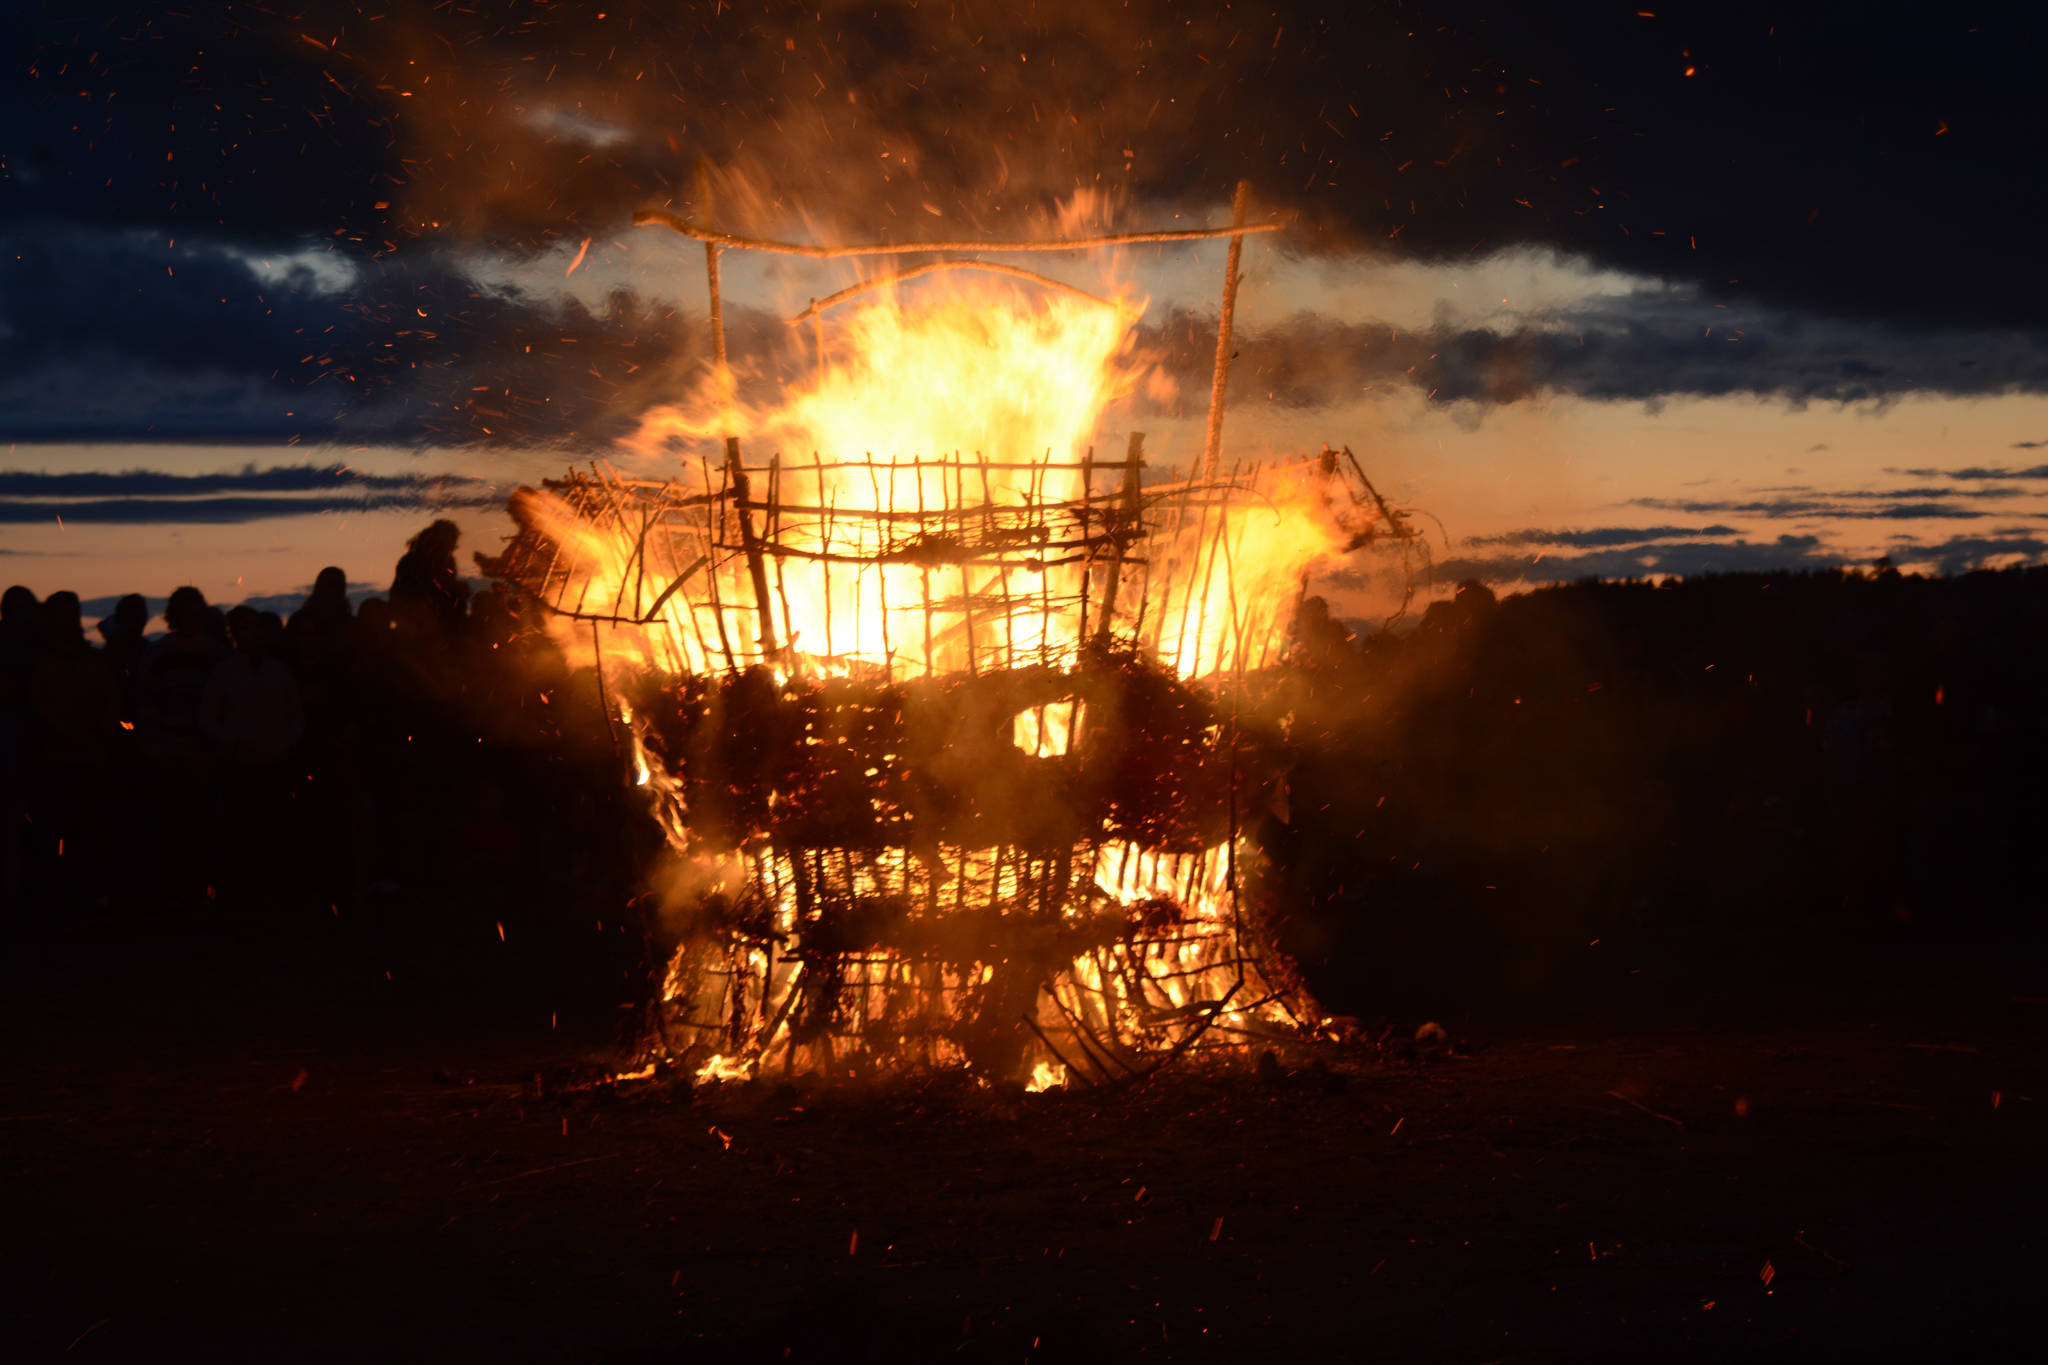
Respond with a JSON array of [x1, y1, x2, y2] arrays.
[[9, 531, 2046, 1018], [1271, 564, 2048, 1017], [1, 521, 637, 969]]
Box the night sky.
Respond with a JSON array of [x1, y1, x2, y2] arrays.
[[6, 0, 2047, 615]]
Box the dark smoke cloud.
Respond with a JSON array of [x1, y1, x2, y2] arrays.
[[7, 2, 2048, 451], [8, 2, 2045, 327]]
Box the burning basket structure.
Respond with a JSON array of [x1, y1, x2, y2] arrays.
[[485, 195, 1416, 1087]]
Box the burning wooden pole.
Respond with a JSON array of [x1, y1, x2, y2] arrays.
[[695, 164, 781, 661], [1201, 181, 1253, 481], [633, 209, 1280, 258], [724, 451, 781, 663], [1094, 431, 1144, 647]]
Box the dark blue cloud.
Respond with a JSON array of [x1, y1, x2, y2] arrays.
[[0, 491, 499, 526], [0, 462, 497, 524], [1831, 486, 2025, 500], [1898, 464, 2048, 481], [0, 225, 713, 447], [1429, 525, 2048, 588], [1433, 533, 1842, 585], [1633, 496, 1996, 522], [1898, 532, 2048, 577], [1142, 293, 2048, 413], [72, 582, 384, 624], [1467, 524, 1739, 550], [0, 464, 487, 497]]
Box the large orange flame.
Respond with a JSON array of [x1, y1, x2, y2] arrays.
[[622, 279, 1145, 676]]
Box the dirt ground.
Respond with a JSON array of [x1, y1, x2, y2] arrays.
[[5, 929, 2046, 1362]]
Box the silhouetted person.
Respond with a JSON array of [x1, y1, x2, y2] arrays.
[[288, 567, 353, 671], [466, 583, 514, 650], [0, 586, 40, 907], [282, 571, 363, 914], [27, 592, 120, 903], [348, 595, 406, 705], [294, 565, 352, 623], [286, 567, 357, 754], [339, 596, 405, 900], [203, 605, 305, 771], [1293, 595, 1358, 671], [30, 591, 120, 754], [0, 585, 39, 700], [203, 606, 306, 916], [257, 608, 288, 663], [140, 587, 228, 765], [390, 520, 469, 638], [353, 595, 393, 645], [97, 592, 150, 723], [139, 587, 228, 906], [1452, 577, 1498, 626]]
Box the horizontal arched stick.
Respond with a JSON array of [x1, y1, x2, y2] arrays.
[[787, 260, 1121, 323], [633, 208, 1282, 258]]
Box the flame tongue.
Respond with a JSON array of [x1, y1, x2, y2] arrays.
[[731, 287, 1141, 499]]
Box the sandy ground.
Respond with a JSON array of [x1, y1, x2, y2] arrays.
[[5, 931, 2046, 1362]]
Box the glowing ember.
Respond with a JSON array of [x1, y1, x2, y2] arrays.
[[1025, 1060, 1067, 1093], [695, 1053, 754, 1085]]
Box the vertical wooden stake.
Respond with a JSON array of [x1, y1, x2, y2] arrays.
[[1201, 181, 1252, 482], [724, 451, 780, 663], [1077, 444, 1094, 647], [696, 163, 780, 662], [1095, 432, 1144, 646], [769, 455, 803, 672], [696, 452, 738, 674], [696, 162, 731, 387], [914, 453, 935, 675]]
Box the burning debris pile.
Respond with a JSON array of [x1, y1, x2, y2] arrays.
[[482, 199, 1420, 1088]]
